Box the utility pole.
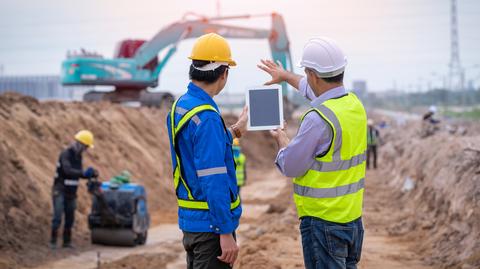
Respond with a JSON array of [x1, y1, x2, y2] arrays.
[[448, 0, 464, 91]]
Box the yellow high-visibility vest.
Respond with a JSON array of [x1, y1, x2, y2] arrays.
[[293, 93, 367, 223], [234, 153, 246, 187], [169, 99, 240, 211]]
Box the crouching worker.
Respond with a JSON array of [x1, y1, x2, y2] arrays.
[[50, 130, 99, 249]]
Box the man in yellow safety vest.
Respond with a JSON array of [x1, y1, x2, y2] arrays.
[[258, 37, 367, 269]]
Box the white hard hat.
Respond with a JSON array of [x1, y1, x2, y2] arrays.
[[298, 37, 347, 78], [429, 105, 437, 113]]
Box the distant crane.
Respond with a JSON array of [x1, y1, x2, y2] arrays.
[[448, 0, 464, 91]]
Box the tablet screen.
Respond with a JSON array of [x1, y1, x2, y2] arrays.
[[249, 88, 281, 127]]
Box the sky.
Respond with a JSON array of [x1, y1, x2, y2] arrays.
[[1, 0, 480, 94]]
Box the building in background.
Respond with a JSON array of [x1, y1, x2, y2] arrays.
[[352, 80, 368, 101], [352, 80, 367, 94], [0, 75, 87, 100]]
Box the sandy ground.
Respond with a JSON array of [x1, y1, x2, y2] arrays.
[[234, 168, 436, 269], [27, 169, 287, 269], [27, 167, 435, 269], [3, 94, 478, 268], [359, 170, 433, 269], [31, 225, 181, 269]]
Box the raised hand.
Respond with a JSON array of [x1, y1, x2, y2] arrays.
[[257, 59, 287, 85]]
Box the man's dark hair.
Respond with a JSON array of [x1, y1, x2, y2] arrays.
[[322, 72, 344, 83], [189, 60, 228, 84]]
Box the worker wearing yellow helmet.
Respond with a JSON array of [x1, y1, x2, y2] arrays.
[[232, 138, 247, 193], [167, 33, 248, 268], [50, 130, 99, 249]]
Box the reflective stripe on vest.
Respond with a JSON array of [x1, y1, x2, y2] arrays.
[[311, 151, 366, 172], [293, 93, 367, 223], [178, 195, 241, 210], [294, 178, 365, 198], [169, 99, 240, 211]]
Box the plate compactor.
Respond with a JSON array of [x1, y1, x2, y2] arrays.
[[87, 176, 150, 246]]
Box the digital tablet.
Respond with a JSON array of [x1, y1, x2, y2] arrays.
[[246, 85, 284, 131]]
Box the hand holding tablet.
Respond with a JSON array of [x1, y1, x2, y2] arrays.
[[246, 85, 284, 131]]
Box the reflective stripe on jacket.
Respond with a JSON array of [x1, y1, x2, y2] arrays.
[[53, 146, 84, 198], [166, 82, 242, 234], [293, 93, 367, 223]]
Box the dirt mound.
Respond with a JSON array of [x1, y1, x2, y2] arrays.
[[379, 119, 480, 269], [236, 113, 480, 269], [0, 93, 176, 267]]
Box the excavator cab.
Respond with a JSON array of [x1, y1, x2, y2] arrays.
[[114, 40, 158, 72]]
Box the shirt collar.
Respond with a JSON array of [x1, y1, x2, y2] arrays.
[[311, 86, 347, 107], [187, 82, 220, 112]]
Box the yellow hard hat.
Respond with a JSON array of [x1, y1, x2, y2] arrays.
[[188, 33, 237, 66], [233, 138, 240, 146], [74, 130, 94, 148]]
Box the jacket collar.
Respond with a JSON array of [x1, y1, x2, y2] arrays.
[[187, 82, 220, 112]]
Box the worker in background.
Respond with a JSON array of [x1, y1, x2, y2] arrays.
[[423, 105, 440, 124], [232, 138, 247, 194], [166, 33, 248, 269], [367, 119, 380, 170], [421, 105, 440, 137], [258, 37, 366, 269], [50, 130, 98, 249]]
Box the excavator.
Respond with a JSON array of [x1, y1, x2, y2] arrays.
[[61, 13, 294, 112]]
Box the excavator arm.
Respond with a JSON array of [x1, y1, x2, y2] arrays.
[[61, 13, 292, 108], [134, 13, 292, 93]]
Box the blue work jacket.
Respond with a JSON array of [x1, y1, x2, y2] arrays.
[[166, 82, 242, 234]]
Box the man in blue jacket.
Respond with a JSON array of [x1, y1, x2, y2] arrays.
[[166, 33, 248, 268]]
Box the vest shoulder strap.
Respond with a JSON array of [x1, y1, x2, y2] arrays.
[[168, 99, 240, 211], [170, 99, 218, 145], [300, 106, 336, 159]]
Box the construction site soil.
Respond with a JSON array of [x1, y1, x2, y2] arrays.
[[1, 92, 479, 269], [0, 93, 278, 269]]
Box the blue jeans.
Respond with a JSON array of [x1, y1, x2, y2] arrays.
[[300, 217, 364, 269], [51, 191, 77, 231]]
